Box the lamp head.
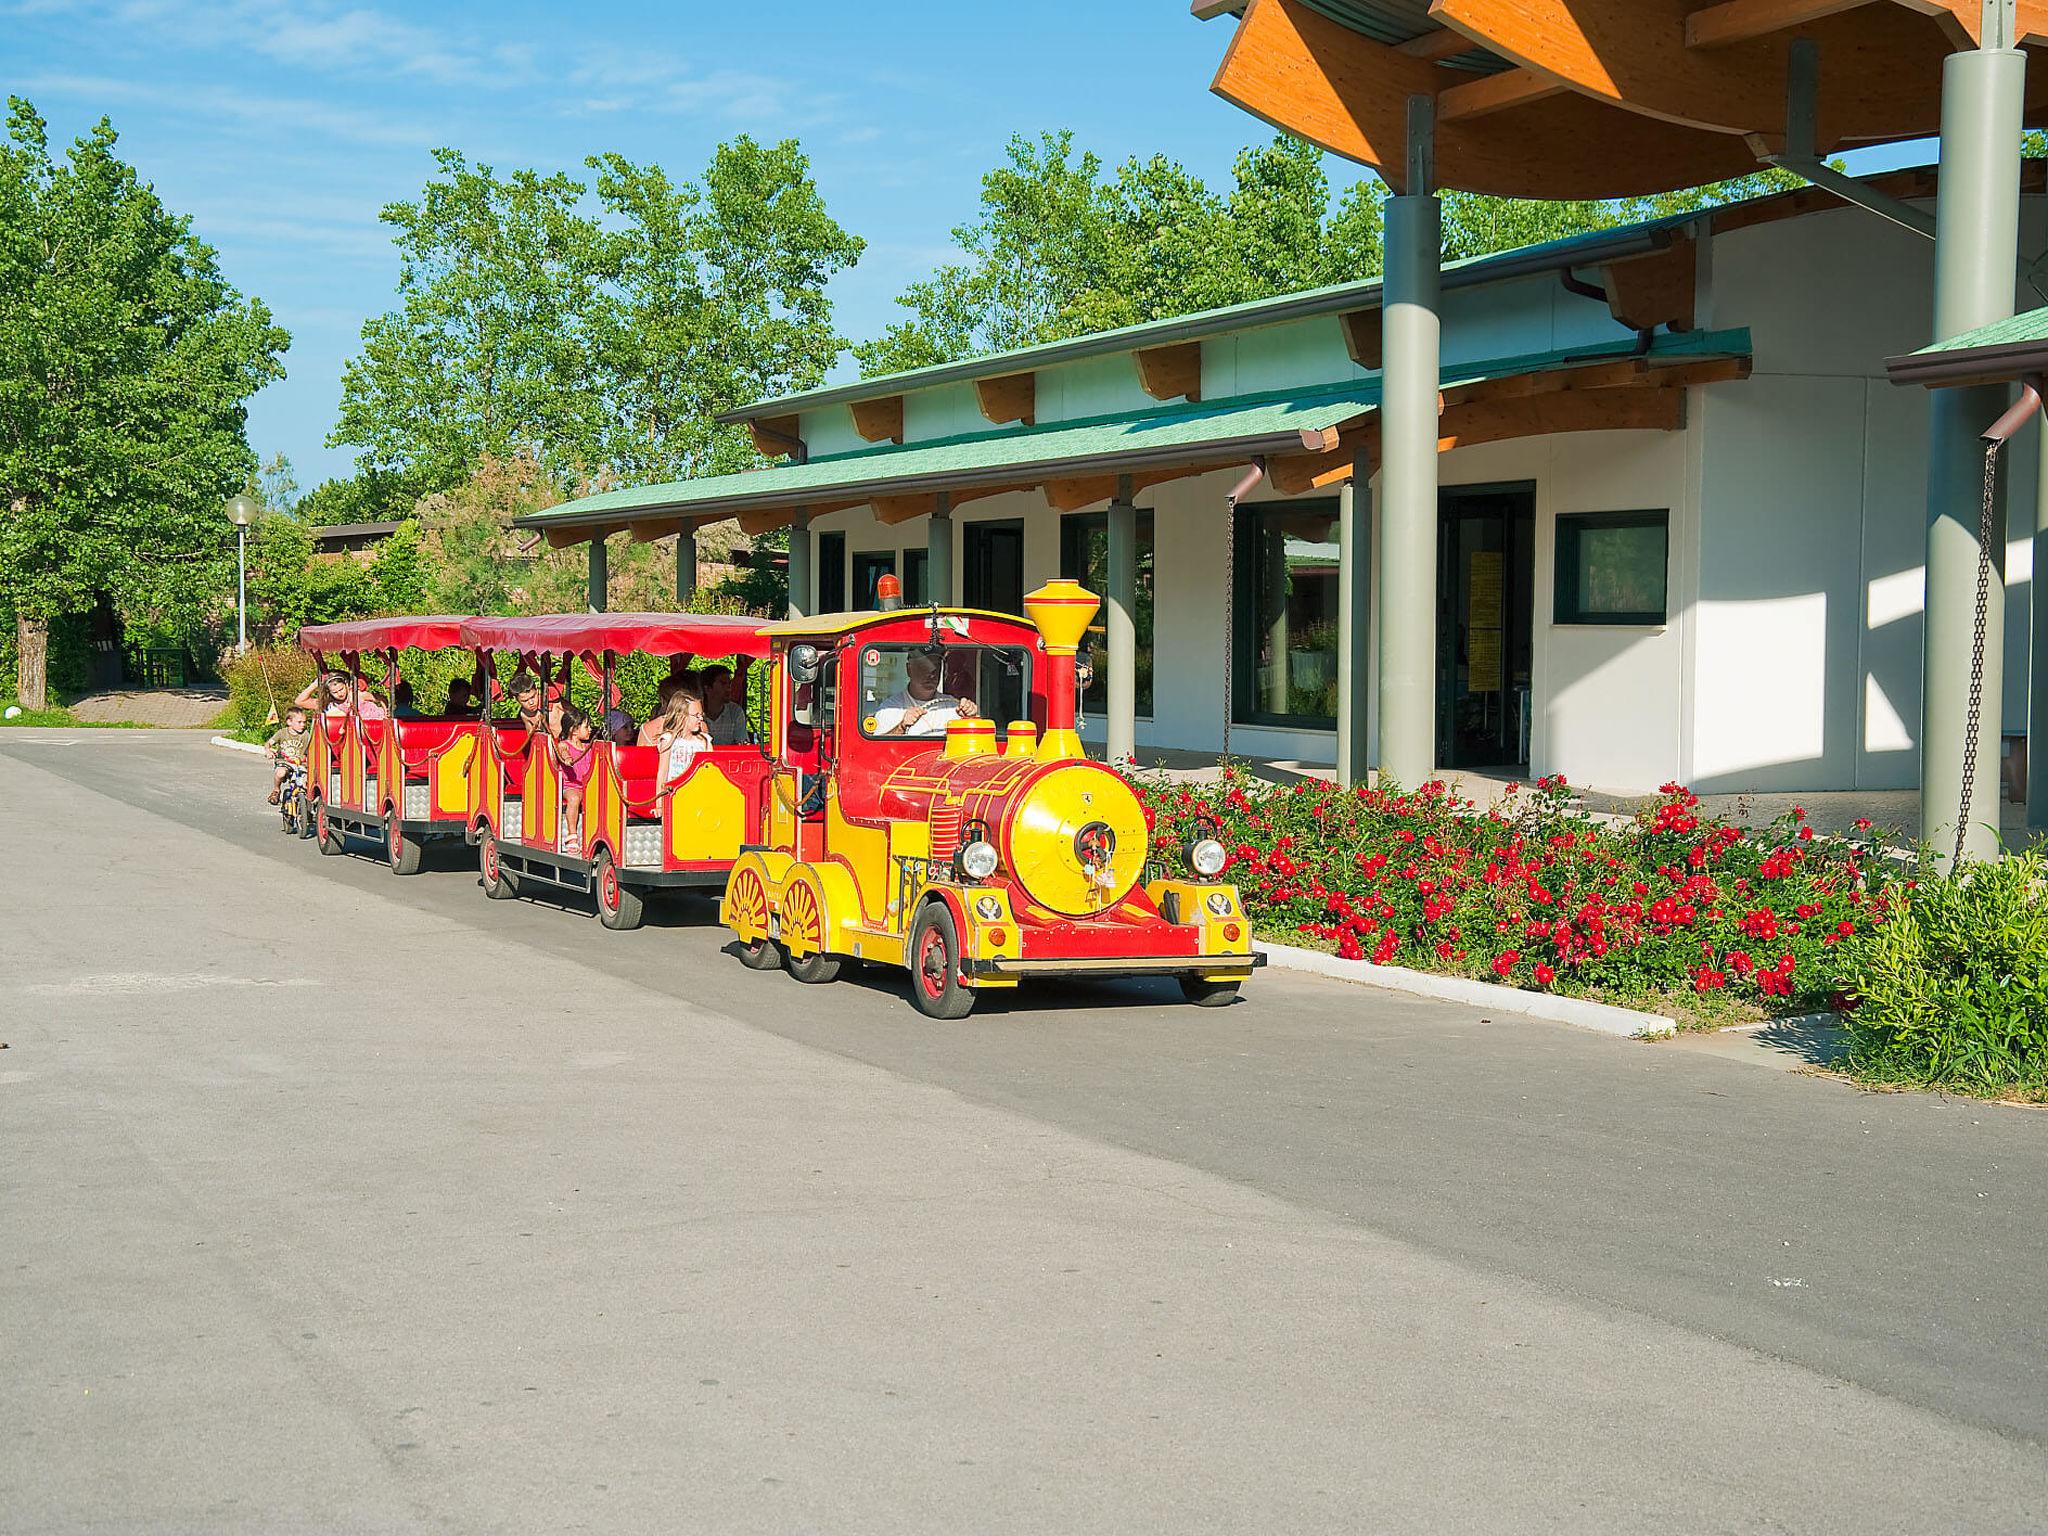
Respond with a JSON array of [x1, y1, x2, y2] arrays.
[[224, 494, 259, 527]]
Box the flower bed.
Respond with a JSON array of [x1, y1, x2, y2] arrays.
[[1135, 772, 1899, 1026]]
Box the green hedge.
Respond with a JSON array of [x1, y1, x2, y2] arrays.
[[1840, 848, 2048, 1098]]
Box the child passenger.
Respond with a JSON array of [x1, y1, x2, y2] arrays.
[[555, 706, 598, 847], [265, 705, 312, 805], [655, 685, 711, 789]]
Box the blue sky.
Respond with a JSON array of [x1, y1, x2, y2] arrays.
[[10, 1, 1931, 492], [11, 0, 1333, 489]]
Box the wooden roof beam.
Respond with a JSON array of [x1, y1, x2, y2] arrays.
[[1395, 27, 1475, 62], [1685, 0, 1877, 50], [848, 395, 904, 444], [1598, 234, 1697, 332], [1339, 309, 1381, 370], [1133, 341, 1202, 402], [748, 414, 804, 461], [871, 493, 939, 526], [1436, 67, 1567, 123], [974, 371, 1036, 427]]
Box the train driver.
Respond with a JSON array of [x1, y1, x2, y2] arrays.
[[874, 652, 979, 738]]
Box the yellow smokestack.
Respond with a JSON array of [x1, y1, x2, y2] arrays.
[[1025, 578, 1098, 762]]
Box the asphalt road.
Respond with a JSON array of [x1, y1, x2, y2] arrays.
[[2, 730, 2044, 1534]]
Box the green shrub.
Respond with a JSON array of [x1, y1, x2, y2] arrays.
[[1839, 848, 2048, 1097]]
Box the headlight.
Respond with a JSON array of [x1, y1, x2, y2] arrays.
[[958, 840, 999, 881], [1187, 838, 1228, 878]]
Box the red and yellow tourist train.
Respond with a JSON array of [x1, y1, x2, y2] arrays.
[[720, 580, 1260, 1017], [457, 613, 773, 930], [300, 616, 485, 874], [294, 582, 1258, 1014]]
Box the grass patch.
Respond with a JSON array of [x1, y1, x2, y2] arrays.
[[0, 698, 154, 728]]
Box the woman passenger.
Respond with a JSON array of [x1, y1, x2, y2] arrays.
[[555, 706, 597, 847]]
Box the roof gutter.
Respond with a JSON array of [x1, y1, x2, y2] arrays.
[[511, 428, 1320, 531], [715, 226, 1676, 426], [1886, 338, 2048, 390]]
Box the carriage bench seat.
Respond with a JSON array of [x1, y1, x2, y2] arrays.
[[614, 745, 662, 816]]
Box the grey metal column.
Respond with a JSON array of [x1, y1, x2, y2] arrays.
[[1336, 461, 1372, 787], [927, 493, 954, 605], [1377, 97, 1441, 789], [675, 526, 698, 606], [586, 534, 608, 613], [786, 512, 812, 620], [1106, 482, 1138, 766], [2029, 417, 2048, 834], [1923, 25, 2023, 864]]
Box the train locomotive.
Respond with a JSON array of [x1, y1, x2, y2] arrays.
[[720, 578, 1261, 1018]]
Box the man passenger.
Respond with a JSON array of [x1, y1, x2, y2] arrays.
[[700, 664, 751, 745]]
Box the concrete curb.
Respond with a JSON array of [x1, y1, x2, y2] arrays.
[[1254, 939, 1678, 1039], [210, 735, 268, 757]]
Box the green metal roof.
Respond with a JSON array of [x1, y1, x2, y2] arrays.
[[718, 210, 1704, 426], [1887, 307, 2048, 388], [525, 328, 1749, 532]]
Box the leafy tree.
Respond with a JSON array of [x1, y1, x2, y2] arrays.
[[332, 149, 610, 491], [248, 512, 317, 640], [296, 468, 424, 528], [586, 137, 863, 484], [367, 519, 429, 612], [334, 138, 861, 496], [0, 98, 288, 708]]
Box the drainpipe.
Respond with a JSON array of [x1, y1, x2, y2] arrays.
[[1219, 458, 1266, 766]]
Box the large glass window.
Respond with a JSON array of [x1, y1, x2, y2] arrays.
[[854, 643, 1032, 741], [852, 550, 896, 611], [902, 547, 930, 604], [1232, 501, 1342, 728], [1554, 510, 1668, 625], [1059, 510, 1155, 718], [816, 531, 847, 613]]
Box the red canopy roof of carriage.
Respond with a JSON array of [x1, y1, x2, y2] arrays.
[[298, 615, 471, 653], [457, 612, 774, 658]]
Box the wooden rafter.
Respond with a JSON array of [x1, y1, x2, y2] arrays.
[[628, 518, 686, 543], [848, 395, 904, 444], [1265, 354, 1743, 492], [1685, 0, 1876, 50], [1436, 67, 1566, 123], [1133, 341, 1202, 402], [1339, 309, 1381, 370], [748, 414, 804, 460], [871, 493, 939, 526], [543, 523, 616, 549], [1395, 27, 1473, 61], [736, 507, 793, 536], [1427, 0, 2021, 146], [1044, 477, 1119, 513], [1210, 0, 1760, 198], [974, 372, 1035, 426], [1599, 234, 1696, 332]]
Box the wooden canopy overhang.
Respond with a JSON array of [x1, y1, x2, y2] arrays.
[[1202, 0, 2048, 198], [517, 334, 1751, 548]]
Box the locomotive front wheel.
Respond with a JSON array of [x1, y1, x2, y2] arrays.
[[386, 813, 423, 876], [479, 832, 520, 900], [593, 851, 645, 931], [907, 904, 975, 1021], [316, 801, 345, 856], [1178, 976, 1242, 1007]]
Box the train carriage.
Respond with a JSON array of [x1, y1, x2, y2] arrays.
[[720, 579, 1261, 1017], [299, 616, 483, 874], [458, 613, 775, 930]]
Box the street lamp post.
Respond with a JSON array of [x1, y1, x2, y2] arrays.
[[224, 494, 258, 655]]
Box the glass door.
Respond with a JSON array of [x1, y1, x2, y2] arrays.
[[1436, 486, 1535, 770]]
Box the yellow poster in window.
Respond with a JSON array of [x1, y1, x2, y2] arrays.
[[1468, 551, 1503, 693]]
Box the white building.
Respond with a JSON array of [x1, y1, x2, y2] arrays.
[[526, 169, 2048, 801]]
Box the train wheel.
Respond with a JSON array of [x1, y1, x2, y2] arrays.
[[316, 801, 345, 856], [780, 878, 841, 985], [726, 866, 782, 970], [593, 851, 645, 931], [386, 813, 423, 876], [479, 831, 519, 900], [907, 904, 975, 1020], [1178, 976, 1242, 1008]]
